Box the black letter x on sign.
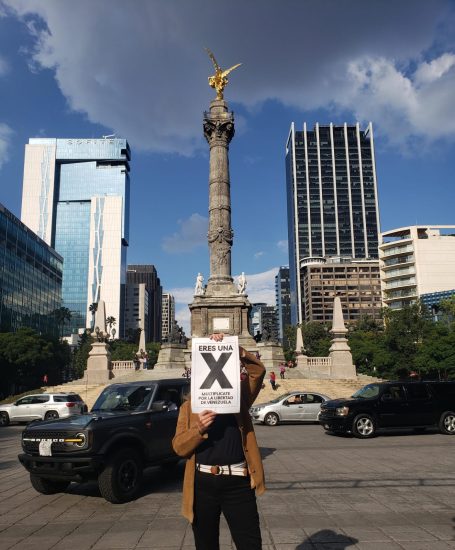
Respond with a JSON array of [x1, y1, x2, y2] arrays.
[[200, 353, 233, 389]]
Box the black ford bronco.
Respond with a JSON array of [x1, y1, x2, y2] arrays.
[[18, 378, 189, 503]]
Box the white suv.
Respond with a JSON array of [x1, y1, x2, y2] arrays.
[[0, 393, 87, 426]]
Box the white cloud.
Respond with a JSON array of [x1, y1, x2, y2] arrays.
[[3, 0, 453, 153], [238, 268, 278, 305], [277, 240, 288, 252], [414, 53, 455, 85], [162, 213, 207, 253], [254, 251, 264, 259], [338, 54, 455, 148], [0, 123, 13, 169], [168, 286, 194, 305]]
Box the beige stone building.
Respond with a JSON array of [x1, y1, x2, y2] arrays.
[[379, 225, 455, 310], [301, 258, 382, 323]]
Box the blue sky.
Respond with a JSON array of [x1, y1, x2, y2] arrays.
[[0, 0, 454, 331]]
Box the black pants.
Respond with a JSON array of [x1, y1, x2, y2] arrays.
[[192, 471, 262, 550]]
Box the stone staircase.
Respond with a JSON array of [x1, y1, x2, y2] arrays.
[[44, 366, 381, 410]]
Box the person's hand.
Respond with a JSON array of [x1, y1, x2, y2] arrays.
[[209, 333, 224, 342], [197, 410, 217, 435]]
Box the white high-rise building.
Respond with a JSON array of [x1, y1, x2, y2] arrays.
[[379, 225, 455, 310]]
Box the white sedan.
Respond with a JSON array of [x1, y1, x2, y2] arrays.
[[250, 391, 331, 426]]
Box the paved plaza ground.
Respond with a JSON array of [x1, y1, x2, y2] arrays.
[[0, 422, 454, 550]]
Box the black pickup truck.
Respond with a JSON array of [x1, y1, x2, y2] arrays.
[[18, 378, 189, 503]]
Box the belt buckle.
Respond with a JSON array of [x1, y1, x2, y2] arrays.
[[210, 465, 222, 475]]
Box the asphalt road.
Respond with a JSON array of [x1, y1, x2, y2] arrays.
[[0, 422, 454, 549]]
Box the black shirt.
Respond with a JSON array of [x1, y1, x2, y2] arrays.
[[195, 414, 245, 465]]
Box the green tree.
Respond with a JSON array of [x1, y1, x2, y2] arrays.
[[88, 302, 98, 329], [283, 324, 297, 362], [439, 295, 455, 322], [302, 322, 331, 357], [106, 316, 116, 338], [53, 307, 72, 339], [0, 328, 71, 396], [382, 302, 430, 377], [145, 342, 161, 367], [415, 322, 455, 380], [71, 332, 93, 379]]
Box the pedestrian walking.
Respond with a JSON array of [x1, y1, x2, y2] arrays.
[[172, 333, 266, 550], [279, 363, 286, 379], [269, 371, 276, 390], [182, 365, 191, 379], [42, 374, 48, 385]]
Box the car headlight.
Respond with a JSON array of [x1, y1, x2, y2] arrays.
[[63, 432, 88, 448], [336, 406, 350, 416]]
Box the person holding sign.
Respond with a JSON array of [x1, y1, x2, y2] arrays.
[[172, 333, 266, 550]]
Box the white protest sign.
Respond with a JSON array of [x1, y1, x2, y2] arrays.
[[191, 336, 240, 414]]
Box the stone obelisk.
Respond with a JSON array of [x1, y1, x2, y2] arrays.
[[189, 51, 255, 349]]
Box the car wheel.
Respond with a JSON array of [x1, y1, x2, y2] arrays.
[[439, 411, 455, 435], [30, 474, 70, 495], [264, 412, 279, 427], [352, 414, 376, 439], [98, 448, 143, 503], [44, 411, 59, 420], [0, 412, 10, 427]]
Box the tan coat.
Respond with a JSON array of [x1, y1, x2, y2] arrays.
[[172, 347, 266, 523]]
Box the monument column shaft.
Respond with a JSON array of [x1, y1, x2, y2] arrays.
[[204, 99, 235, 284], [208, 141, 232, 279]]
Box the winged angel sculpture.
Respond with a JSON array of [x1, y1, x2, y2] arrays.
[[206, 48, 242, 100]]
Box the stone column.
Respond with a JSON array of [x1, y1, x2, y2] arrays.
[[204, 99, 235, 285], [329, 297, 356, 378]]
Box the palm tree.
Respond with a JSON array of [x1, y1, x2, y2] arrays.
[[89, 302, 98, 330], [106, 316, 116, 338], [54, 307, 72, 339]]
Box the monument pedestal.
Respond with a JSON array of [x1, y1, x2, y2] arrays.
[[84, 342, 112, 384], [257, 342, 285, 369], [155, 343, 188, 370], [328, 347, 356, 378], [189, 282, 256, 350]]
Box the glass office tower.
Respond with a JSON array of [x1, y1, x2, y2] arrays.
[[21, 138, 131, 336], [275, 266, 291, 344], [126, 265, 162, 342], [0, 202, 62, 335], [286, 122, 380, 324]]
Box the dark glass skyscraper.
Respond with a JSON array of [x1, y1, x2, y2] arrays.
[[275, 266, 291, 344], [126, 265, 162, 342], [286, 123, 380, 324], [0, 202, 62, 335], [21, 138, 131, 336]]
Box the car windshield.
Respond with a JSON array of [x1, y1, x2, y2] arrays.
[[269, 392, 292, 404], [92, 385, 156, 412], [351, 384, 380, 399]]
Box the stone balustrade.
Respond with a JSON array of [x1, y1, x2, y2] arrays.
[[111, 360, 135, 370], [307, 357, 332, 367]]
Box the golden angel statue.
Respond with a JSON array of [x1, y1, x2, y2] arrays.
[[205, 48, 241, 100]]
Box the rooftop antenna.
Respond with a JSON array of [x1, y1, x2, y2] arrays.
[[102, 134, 116, 139]]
